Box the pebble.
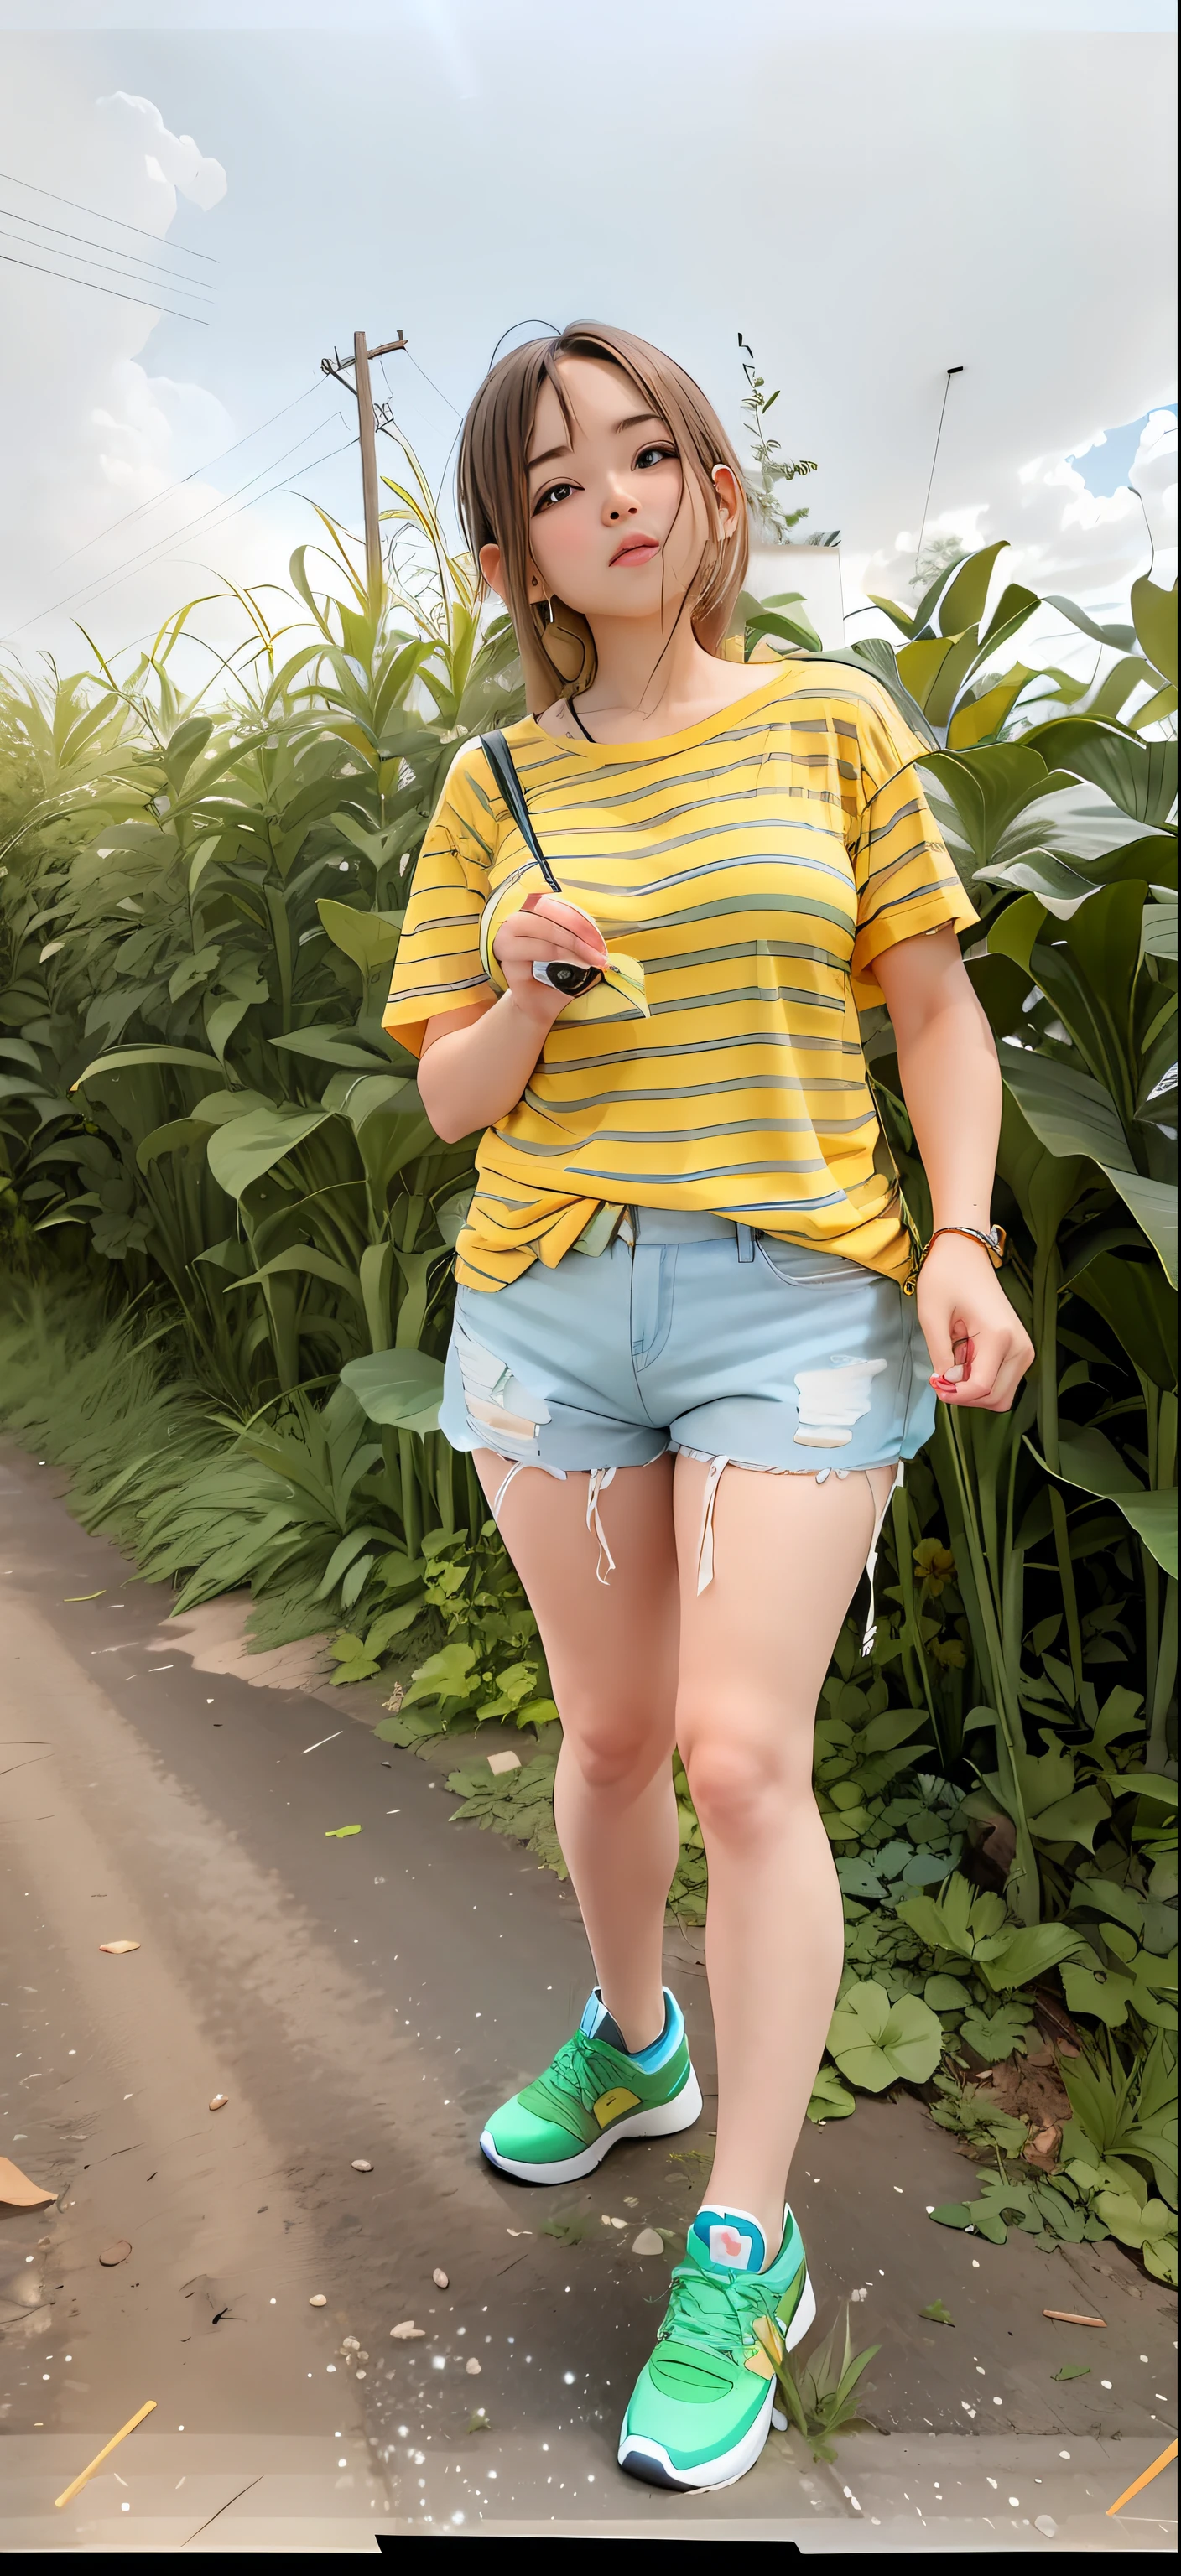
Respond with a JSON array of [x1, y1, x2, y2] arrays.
[[433, 2267, 449, 2288], [98, 2240, 132, 2267], [631, 2228, 664, 2257], [351, 2159, 373, 2173], [309, 2294, 327, 2307], [466, 2357, 481, 2376], [209, 2094, 228, 2112]]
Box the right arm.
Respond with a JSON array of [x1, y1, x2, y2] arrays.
[[417, 892, 607, 1142]]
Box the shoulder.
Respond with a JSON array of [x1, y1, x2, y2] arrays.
[[765, 657, 927, 769]]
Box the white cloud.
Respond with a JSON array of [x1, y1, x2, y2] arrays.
[[99, 92, 228, 216]]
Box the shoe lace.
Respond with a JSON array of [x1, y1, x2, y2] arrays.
[[658, 2259, 775, 2362], [525, 2029, 633, 2124]]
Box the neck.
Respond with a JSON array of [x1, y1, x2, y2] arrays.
[[579, 602, 716, 720]]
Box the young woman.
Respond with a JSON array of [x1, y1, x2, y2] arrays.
[[382, 321, 1033, 2493]]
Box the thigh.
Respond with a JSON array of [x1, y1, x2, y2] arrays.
[[473, 1449, 680, 1757], [672, 1457, 895, 1767]]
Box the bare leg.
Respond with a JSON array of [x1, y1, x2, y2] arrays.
[[473, 1449, 680, 2052], [673, 1457, 897, 2255]]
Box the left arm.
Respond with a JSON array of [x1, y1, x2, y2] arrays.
[[874, 925, 1033, 1413]]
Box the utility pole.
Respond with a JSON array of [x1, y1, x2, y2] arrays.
[[320, 329, 408, 595]]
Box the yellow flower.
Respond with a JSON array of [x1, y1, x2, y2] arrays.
[[914, 1538, 956, 1595], [930, 1636, 967, 1670]]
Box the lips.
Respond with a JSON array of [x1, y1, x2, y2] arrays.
[[610, 535, 659, 568]]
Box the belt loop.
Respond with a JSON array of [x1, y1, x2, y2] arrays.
[[736, 1223, 755, 1263]]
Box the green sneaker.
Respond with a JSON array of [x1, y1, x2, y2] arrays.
[[479, 1987, 701, 2184], [618, 2202, 814, 2490]]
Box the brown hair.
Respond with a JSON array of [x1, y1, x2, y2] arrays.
[[456, 319, 749, 713]]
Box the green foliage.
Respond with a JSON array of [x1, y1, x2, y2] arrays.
[[770, 2308, 881, 2463], [736, 332, 816, 543]]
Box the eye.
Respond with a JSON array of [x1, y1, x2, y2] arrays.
[[635, 442, 678, 470], [532, 479, 577, 515]]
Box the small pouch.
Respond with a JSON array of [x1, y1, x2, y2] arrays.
[[478, 731, 649, 1024]]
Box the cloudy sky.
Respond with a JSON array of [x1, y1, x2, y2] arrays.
[[0, 0, 1175, 693]]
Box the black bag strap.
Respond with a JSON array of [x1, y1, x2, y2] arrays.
[[480, 730, 561, 892]]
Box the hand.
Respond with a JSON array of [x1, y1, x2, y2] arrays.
[[492, 890, 609, 1029], [916, 1234, 1034, 1414]]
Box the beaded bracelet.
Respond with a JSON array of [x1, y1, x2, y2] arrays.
[[903, 1223, 1006, 1296], [923, 1223, 1007, 1268]]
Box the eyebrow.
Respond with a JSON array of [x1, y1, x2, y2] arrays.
[[526, 411, 669, 473]]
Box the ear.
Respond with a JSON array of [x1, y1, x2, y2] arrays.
[[480, 543, 549, 609], [710, 465, 742, 540], [478, 543, 507, 602]]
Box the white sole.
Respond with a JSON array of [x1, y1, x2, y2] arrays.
[[618, 2268, 816, 2492], [478, 2064, 703, 2184]]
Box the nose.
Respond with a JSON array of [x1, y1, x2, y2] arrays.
[[602, 474, 638, 525]]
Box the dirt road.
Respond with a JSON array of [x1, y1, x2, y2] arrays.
[[1, 1441, 1174, 2549]]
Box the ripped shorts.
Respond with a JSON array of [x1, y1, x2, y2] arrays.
[[440, 1208, 936, 1589]]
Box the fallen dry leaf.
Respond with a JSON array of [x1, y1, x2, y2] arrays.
[[1043, 2308, 1106, 2328], [433, 2267, 449, 2288], [486, 1749, 521, 1776], [466, 2356, 481, 2376], [208, 2094, 228, 2112], [351, 2158, 373, 2174], [309, 2294, 327, 2308], [390, 2320, 424, 2340], [98, 1940, 139, 1956], [631, 2228, 665, 2256], [623, 2196, 638, 2208], [0, 2157, 56, 2212], [99, 2241, 132, 2267]]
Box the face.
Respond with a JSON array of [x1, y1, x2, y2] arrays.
[[480, 356, 738, 630]]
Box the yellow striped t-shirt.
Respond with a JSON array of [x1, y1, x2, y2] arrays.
[[382, 662, 975, 1291]]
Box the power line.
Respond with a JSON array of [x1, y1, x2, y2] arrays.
[[5, 417, 351, 639], [0, 218, 213, 303], [0, 206, 216, 296], [35, 381, 330, 584], [913, 366, 964, 577], [69, 436, 360, 641], [397, 346, 460, 418], [0, 245, 207, 327], [0, 165, 216, 263]]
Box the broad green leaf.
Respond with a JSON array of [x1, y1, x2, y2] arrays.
[[937, 542, 1011, 639], [1022, 719, 1176, 828], [978, 1922, 1085, 1990], [805, 2064, 856, 2123], [1130, 575, 1178, 688], [340, 1347, 445, 1434], [205, 1105, 329, 1197], [400, 1639, 480, 1711], [75, 1042, 223, 1091], [1142, 899, 1177, 961], [996, 1046, 1177, 1282], [317, 896, 404, 971], [136, 1118, 206, 1170], [1069, 1250, 1177, 1393], [228, 1247, 364, 1306], [1045, 1426, 1179, 1577], [825, 1981, 943, 2091], [959, 2002, 1034, 2061], [1042, 596, 1137, 653]]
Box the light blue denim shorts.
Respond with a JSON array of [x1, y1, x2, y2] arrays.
[[440, 1208, 936, 1591]]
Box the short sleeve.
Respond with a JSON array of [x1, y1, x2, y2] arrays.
[[382, 741, 499, 1056], [846, 679, 977, 1008]]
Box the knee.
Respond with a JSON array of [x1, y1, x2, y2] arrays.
[[561, 1701, 669, 1795], [680, 1717, 806, 1844]]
